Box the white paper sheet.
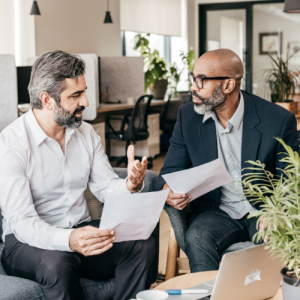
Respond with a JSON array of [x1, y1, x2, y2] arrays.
[[162, 159, 233, 202], [99, 189, 169, 243]]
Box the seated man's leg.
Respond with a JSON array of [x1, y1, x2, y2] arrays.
[[79, 221, 157, 300], [1, 234, 83, 300], [185, 209, 249, 272]]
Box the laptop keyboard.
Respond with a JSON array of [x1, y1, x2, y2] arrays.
[[197, 297, 211, 300]]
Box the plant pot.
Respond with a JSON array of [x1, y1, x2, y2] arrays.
[[276, 101, 298, 114], [151, 79, 168, 99], [281, 268, 300, 300]]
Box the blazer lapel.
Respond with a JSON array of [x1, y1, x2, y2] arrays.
[[241, 92, 262, 175], [199, 118, 218, 163]]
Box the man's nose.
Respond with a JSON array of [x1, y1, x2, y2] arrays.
[[190, 81, 199, 92], [79, 92, 89, 107]]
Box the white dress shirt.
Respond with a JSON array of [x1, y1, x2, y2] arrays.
[[0, 109, 136, 251]]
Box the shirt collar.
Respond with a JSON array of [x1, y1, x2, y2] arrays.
[[202, 91, 244, 130], [26, 108, 76, 146], [26, 108, 48, 146]]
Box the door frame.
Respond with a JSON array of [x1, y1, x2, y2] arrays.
[[198, 0, 284, 93]]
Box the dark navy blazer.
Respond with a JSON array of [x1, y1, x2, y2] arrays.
[[155, 91, 299, 212]]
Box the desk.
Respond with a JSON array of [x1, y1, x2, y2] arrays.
[[96, 100, 166, 114], [154, 271, 283, 300]]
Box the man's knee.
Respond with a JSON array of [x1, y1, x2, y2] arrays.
[[37, 251, 80, 284], [184, 227, 215, 252]]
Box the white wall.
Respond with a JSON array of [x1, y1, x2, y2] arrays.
[[0, 0, 36, 66], [34, 0, 121, 57]]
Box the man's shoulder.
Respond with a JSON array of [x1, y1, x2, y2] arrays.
[[0, 114, 27, 148], [242, 91, 293, 120], [178, 102, 204, 121]]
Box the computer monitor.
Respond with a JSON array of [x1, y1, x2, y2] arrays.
[[17, 66, 32, 104]]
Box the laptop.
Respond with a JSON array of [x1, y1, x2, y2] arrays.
[[168, 244, 283, 300]]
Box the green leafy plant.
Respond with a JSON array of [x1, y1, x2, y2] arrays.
[[134, 34, 168, 92], [180, 48, 196, 72], [134, 34, 196, 96], [242, 138, 300, 279], [264, 52, 299, 102]]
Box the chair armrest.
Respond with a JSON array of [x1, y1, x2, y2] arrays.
[[113, 168, 158, 193], [164, 204, 190, 252]]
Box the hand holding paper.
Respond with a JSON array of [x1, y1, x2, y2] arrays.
[[162, 159, 232, 202], [99, 189, 169, 243]]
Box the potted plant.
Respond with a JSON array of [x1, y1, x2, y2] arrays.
[[264, 53, 299, 113], [242, 138, 300, 300], [134, 34, 168, 99]]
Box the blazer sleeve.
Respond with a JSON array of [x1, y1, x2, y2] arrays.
[[275, 112, 299, 174], [155, 107, 192, 191]]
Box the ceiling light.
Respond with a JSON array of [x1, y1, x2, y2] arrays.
[[30, 1, 41, 16], [104, 0, 113, 23], [284, 0, 300, 13]]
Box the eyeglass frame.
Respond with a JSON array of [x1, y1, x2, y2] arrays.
[[189, 72, 231, 89]]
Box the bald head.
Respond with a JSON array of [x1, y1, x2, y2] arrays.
[[194, 49, 243, 90]]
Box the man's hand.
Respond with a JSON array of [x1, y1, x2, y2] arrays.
[[259, 218, 273, 243], [163, 183, 191, 210], [126, 145, 147, 193], [69, 226, 115, 256]]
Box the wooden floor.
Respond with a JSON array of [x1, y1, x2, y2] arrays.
[[150, 152, 187, 275]]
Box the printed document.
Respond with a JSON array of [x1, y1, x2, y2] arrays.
[[99, 189, 169, 242], [162, 159, 232, 201]]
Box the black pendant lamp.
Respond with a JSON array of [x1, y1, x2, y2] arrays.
[[104, 0, 113, 23], [30, 1, 41, 15], [284, 0, 300, 13]]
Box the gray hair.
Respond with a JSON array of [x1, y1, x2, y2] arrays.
[[28, 50, 86, 109]]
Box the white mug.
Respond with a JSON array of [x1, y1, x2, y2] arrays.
[[127, 97, 135, 104], [130, 290, 169, 300]]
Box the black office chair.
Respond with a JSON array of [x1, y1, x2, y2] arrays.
[[106, 95, 154, 167]]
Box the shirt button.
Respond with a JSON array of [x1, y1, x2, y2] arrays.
[[226, 154, 229, 158], [235, 175, 239, 178]]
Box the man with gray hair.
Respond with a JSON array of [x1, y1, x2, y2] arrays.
[[155, 49, 299, 272], [0, 50, 156, 300]]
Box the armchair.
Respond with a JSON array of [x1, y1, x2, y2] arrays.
[[164, 204, 255, 281]]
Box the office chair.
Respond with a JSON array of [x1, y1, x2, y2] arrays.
[[106, 95, 154, 167]]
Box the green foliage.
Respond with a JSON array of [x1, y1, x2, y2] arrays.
[[134, 34, 168, 92], [264, 52, 299, 102], [134, 34, 196, 96], [180, 49, 196, 72], [242, 138, 300, 277]]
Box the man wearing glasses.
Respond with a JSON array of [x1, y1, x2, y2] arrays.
[[155, 49, 299, 272]]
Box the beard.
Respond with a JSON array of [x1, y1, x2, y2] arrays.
[[193, 84, 226, 115], [53, 102, 85, 129]]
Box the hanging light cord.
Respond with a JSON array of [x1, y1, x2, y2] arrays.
[[107, 0, 109, 11]]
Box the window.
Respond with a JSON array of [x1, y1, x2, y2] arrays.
[[122, 31, 189, 93]]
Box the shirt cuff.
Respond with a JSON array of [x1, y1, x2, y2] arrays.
[[53, 228, 75, 252], [125, 176, 144, 193]]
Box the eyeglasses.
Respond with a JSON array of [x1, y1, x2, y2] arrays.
[[189, 72, 230, 89]]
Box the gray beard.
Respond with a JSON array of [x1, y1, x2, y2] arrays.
[[193, 85, 226, 115], [52, 102, 83, 129]]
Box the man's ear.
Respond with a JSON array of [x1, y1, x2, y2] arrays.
[[222, 79, 236, 94], [40, 92, 53, 110]]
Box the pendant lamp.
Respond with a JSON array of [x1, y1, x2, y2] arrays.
[[30, 1, 41, 15], [284, 0, 300, 13], [104, 0, 113, 23]]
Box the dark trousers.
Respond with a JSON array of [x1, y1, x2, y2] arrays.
[[1, 220, 157, 300], [185, 209, 261, 273]]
